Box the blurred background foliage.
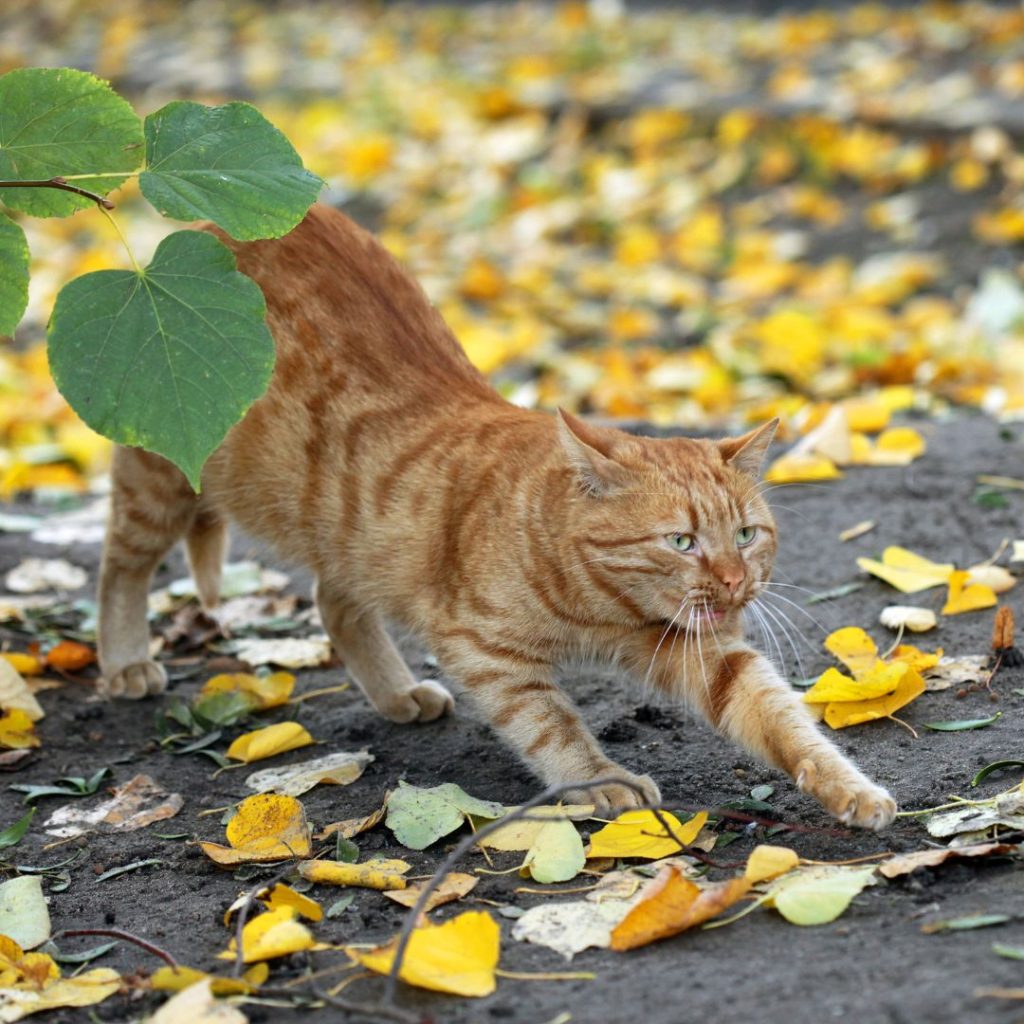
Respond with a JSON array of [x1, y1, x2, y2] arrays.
[[3, 0, 1024, 495]]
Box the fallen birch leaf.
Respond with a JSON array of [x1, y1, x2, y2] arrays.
[[476, 805, 594, 851], [383, 872, 478, 910], [878, 842, 1013, 879], [0, 711, 39, 750], [587, 809, 708, 860], [520, 819, 586, 883], [0, 656, 42, 679], [352, 910, 500, 997], [745, 844, 800, 883], [802, 665, 902, 704], [264, 883, 323, 922], [149, 978, 248, 1023], [43, 642, 95, 673], [3, 559, 87, 594], [200, 793, 310, 866], [823, 626, 879, 675], [942, 570, 998, 615], [869, 426, 926, 464], [0, 876, 50, 949], [297, 858, 410, 890], [226, 722, 314, 763], [150, 963, 268, 995], [821, 667, 925, 729], [386, 781, 503, 850], [857, 547, 954, 593], [764, 452, 842, 484], [43, 773, 182, 838], [231, 637, 331, 669], [0, 663, 43, 722], [200, 672, 295, 710], [765, 865, 877, 925], [879, 606, 937, 633], [512, 899, 632, 960], [244, 750, 372, 797], [610, 866, 752, 950], [0, 965, 120, 1020], [217, 907, 315, 963]]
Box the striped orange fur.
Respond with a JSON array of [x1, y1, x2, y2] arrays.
[[98, 205, 895, 826]]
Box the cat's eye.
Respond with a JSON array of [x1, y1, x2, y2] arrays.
[[669, 533, 696, 552], [736, 525, 757, 547]]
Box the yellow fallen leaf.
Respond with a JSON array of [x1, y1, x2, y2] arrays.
[[150, 962, 268, 995], [942, 570, 998, 615], [857, 546, 954, 593], [0, 940, 120, 1017], [296, 858, 410, 890], [201, 672, 295, 710], [764, 452, 842, 484], [352, 910, 500, 998], [587, 809, 708, 860], [226, 722, 313, 763], [889, 644, 942, 672], [0, 661, 44, 721], [217, 907, 315, 963], [823, 627, 879, 675], [822, 665, 925, 729], [476, 805, 594, 851], [0, 654, 42, 677], [803, 663, 904, 705], [0, 709, 40, 749], [383, 872, 478, 910], [200, 793, 311, 866], [265, 883, 322, 922], [610, 866, 752, 950], [745, 844, 800, 883], [870, 426, 926, 464]]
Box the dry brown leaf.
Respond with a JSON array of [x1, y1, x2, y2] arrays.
[[315, 799, 388, 840], [43, 773, 183, 838], [878, 842, 1013, 879], [993, 606, 1016, 652], [383, 872, 478, 910]]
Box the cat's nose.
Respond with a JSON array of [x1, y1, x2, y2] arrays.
[[712, 559, 744, 594]]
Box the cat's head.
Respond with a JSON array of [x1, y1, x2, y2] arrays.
[[557, 410, 778, 630]]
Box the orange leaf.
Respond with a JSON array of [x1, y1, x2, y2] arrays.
[[609, 865, 752, 951], [45, 641, 96, 672]]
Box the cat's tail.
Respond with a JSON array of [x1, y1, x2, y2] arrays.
[[185, 509, 228, 610]]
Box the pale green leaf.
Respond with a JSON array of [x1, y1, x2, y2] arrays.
[[521, 819, 586, 884], [140, 101, 322, 240], [386, 781, 503, 850], [0, 213, 29, 335], [0, 875, 51, 948], [0, 67, 142, 217], [47, 230, 275, 489], [768, 865, 876, 926]]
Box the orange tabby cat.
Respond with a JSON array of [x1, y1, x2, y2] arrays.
[[97, 204, 895, 826]]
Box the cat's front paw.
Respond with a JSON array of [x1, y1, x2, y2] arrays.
[[381, 680, 454, 723], [568, 769, 662, 816], [795, 758, 896, 830], [99, 660, 168, 700]]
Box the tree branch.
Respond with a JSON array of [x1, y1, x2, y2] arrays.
[[0, 177, 115, 209]]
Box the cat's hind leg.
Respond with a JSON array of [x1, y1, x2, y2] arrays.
[[185, 508, 228, 610], [315, 580, 454, 723], [98, 448, 199, 698]]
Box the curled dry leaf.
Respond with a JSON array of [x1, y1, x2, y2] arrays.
[[200, 793, 311, 866], [921, 654, 989, 691], [43, 773, 183, 838], [745, 844, 800, 883], [942, 570, 998, 615], [352, 910, 500, 998], [384, 872, 478, 910], [226, 721, 314, 763], [965, 564, 1016, 594], [878, 842, 1013, 879], [879, 606, 937, 633], [297, 858, 410, 890], [587, 809, 708, 860], [316, 800, 388, 841], [512, 899, 633, 961], [244, 750, 372, 797], [43, 641, 95, 672], [610, 866, 752, 950], [217, 906, 315, 964], [992, 606, 1016, 652]]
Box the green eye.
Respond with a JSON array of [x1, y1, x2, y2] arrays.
[[736, 525, 757, 547], [669, 533, 696, 552]]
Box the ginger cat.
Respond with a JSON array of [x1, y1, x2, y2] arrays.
[[98, 204, 896, 827]]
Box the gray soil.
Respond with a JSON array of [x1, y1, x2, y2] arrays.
[[0, 413, 1021, 1024]]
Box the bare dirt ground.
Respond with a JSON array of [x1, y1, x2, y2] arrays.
[[0, 412, 1021, 1024]]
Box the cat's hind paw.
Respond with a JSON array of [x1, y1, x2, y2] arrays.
[[796, 758, 896, 830], [99, 661, 168, 700], [382, 680, 454, 724]]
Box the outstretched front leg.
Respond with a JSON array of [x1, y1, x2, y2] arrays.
[[435, 626, 660, 815], [614, 626, 896, 829]]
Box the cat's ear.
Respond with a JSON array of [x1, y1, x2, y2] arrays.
[[718, 418, 778, 478], [557, 409, 631, 496]]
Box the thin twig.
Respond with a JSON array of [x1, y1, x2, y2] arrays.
[[0, 177, 115, 209], [53, 927, 177, 968], [660, 801, 853, 838], [314, 987, 421, 1023]]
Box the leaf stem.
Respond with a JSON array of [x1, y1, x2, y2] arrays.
[[0, 177, 115, 210], [99, 207, 142, 275]]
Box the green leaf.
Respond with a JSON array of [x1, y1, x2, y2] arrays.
[[767, 865, 876, 926], [520, 818, 586, 884], [192, 690, 257, 729], [139, 101, 322, 240], [972, 759, 1024, 787], [385, 781, 504, 850], [993, 943, 1024, 960], [50, 940, 118, 965], [0, 807, 35, 850], [923, 712, 1002, 732], [335, 836, 360, 864], [922, 913, 1011, 934], [326, 894, 355, 918], [0, 67, 143, 217], [0, 213, 29, 335], [48, 230, 275, 489]]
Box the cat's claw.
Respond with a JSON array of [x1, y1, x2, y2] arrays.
[[382, 680, 454, 724], [795, 758, 897, 830], [99, 660, 168, 700], [569, 770, 662, 816]]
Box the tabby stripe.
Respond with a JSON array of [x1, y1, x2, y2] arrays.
[[373, 419, 455, 516], [582, 561, 645, 620], [708, 649, 756, 727], [493, 700, 530, 729], [526, 725, 558, 755], [439, 627, 548, 666], [587, 532, 661, 550]]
